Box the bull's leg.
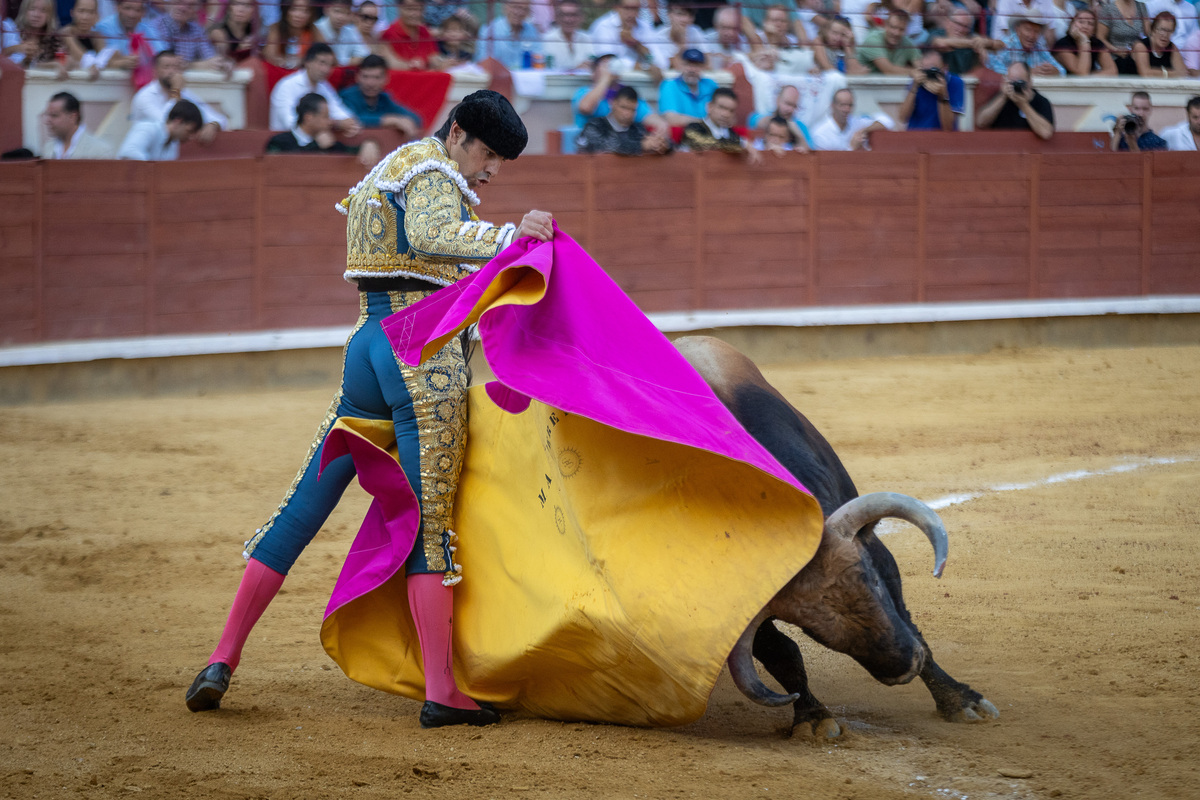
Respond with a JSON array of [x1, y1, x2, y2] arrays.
[[752, 619, 842, 738], [916, 642, 1000, 722]]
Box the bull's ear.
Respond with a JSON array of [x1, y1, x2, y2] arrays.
[[824, 493, 948, 578]]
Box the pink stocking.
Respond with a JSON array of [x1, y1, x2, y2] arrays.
[[407, 572, 478, 710], [208, 558, 287, 673]]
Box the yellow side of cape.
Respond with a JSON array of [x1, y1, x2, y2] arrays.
[[321, 388, 823, 727]]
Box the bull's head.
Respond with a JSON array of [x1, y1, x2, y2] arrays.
[[728, 493, 948, 706]]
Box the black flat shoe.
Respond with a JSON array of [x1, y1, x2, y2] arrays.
[[185, 662, 231, 712], [419, 700, 501, 729]]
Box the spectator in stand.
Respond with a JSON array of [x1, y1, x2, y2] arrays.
[[651, 0, 704, 70], [759, 4, 803, 48], [928, 7, 1004, 75], [130, 49, 226, 142], [270, 42, 360, 131], [543, 0, 592, 70], [1097, 0, 1149, 74], [988, 14, 1066, 75], [572, 52, 668, 131], [267, 92, 383, 164], [264, 0, 322, 69], [898, 49, 963, 130], [1184, 26, 1200, 76], [1109, 91, 1168, 151], [748, 84, 814, 149], [991, 0, 1055, 41], [117, 99, 202, 159], [92, 0, 155, 65], [576, 85, 671, 154], [976, 61, 1055, 140], [657, 48, 715, 127], [2, 0, 66, 72], [813, 15, 869, 74], [431, 12, 474, 68], [61, 0, 115, 73], [383, 0, 439, 70], [810, 87, 894, 150], [858, 10, 920, 74], [754, 114, 803, 155], [1133, 11, 1187, 76], [589, 0, 662, 73], [41, 91, 115, 158], [315, 0, 369, 66], [339, 53, 422, 136], [866, 0, 927, 44], [703, 6, 754, 70], [478, 0, 541, 69], [353, 1, 398, 67], [1053, 8, 1118, 75], [682, 87, 749, 154], [207, 0, 261, 63], [1161, 95, 1198, 150], [1147, 0, 1197, 48], [151, 0, 224, 69]]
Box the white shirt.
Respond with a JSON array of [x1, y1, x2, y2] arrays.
[[315, 16, 371, 65], [269, 70, 354, 131], [1147, 0, 1199, 48], [1162, 121, 1198, 151], [991, 0, 1059, 39], [117, 120, 181, 160], [47, 124, 116, 159], [542, 26, 593, 70], [291, 125, 315, 146], [702, 29, 752, 70], [649, 22, 706, 65], [810, 111, 893, 150], [589, 11, 666, 69], [130, 81, 229, 130]]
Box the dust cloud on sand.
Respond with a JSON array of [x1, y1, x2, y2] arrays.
[[1, 344, 1198, 799]]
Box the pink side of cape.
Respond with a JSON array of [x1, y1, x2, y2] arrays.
[[322, 229, 811, 619]]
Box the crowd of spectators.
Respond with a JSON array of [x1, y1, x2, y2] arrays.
[[3, 0, 1199, 159]]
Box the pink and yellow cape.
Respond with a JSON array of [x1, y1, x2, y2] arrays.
[[318, 229, 824, 727]]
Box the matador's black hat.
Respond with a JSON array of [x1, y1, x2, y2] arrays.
[[448, 90, 528, 160]]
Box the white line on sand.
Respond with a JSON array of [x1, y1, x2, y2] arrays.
[[875, 455, 1197, 534]]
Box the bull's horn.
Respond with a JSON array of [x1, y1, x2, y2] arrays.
[[727, 609, 801, 707], [825, 492, 949, 578]]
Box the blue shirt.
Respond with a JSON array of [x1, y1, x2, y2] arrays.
[[339, 85, 422, 128], [93, 14, 162, 56], [571, 86, 652, 130], [905, 72, 965, 130], [479, 17, 542, 70], [746, 112, 814, 148], [657, 76, 718, 119], [987, 31, 1066, 75]]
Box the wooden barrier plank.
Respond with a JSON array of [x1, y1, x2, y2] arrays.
[[259, 215, 346, 247], [926, 154, 1028, 182], [702, 259, 804, 290], [1038, 180, 1143, 206], [815, 257, 918, 287], [41, 192, 148, 224], [0, 225, 35, 258], [591, 208, 694, 231], [1038, 279, 1142, 298], [701, 176, 808, 207], [260, 245, 347, 276], [594, 181, 695, 211], [817, 231, 919, 260], [589, 156, 696, 183], [0, 321, 37, 345], [925, 283, 1029, 302], [925, 180, 1028, 207], [42, 160, 147, 193], [706, 205, 807, 235], [813, 282, 918, 305], [156, 219, 257, 255], [155, 160, 256, 193], [814, 179, 917, 206], [46, 254, 149, 288], [155, 189, 256, 224], [44, 314, 145, 341], [703, 232, 805, 259], [0, 162, 37, 194], [1036, 226, 1140, 253], [153, 309, 257, 334], [263, 186, 353, 209], [478, 182, 588, 212], [1040, 254, 1142, 282], [925, 256, 1028, 284], [621, 288, 694, 312], [701, 285, 808, 308], [259, 304, 359, 329], [262, 156, 366, 186], [813, 153, 920, 178], [818, 206, 916, 231], [1151, 153, 1200, 176], [43, 222, 147, 256], [927, 207, 1030, 232], [152, 249, 255, 283], [1040, 155, 1141, 180], [0, 194, 34, 224], [0, 256, 35, 292], [1149, 176, 1200, 201], [602, 261, 693, 292], [927, 231, 1028, 259], [1041, 205, 1143, 228], [261, 275, 359, 306], [156, 279, 255, 315]]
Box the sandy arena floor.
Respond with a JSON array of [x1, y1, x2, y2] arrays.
[[1, 342, 1198, 800]]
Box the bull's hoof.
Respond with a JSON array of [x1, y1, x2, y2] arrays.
[[946, 697, 999, 723], [794, 716, 842, 738]]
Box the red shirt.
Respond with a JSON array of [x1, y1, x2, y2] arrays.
[[381, 22, 438, 67]]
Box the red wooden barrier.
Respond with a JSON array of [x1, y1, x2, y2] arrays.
[[1, 151, 1198, 347]]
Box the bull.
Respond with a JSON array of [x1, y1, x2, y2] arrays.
[[675, 336, 999, 737]]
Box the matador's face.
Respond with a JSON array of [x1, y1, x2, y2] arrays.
[[449, 125, 505, 188]]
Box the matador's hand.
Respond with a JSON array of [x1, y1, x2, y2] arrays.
[[516, 210, 555, 242]]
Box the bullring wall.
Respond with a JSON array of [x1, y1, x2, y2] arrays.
[[2, 151, 1199, 347]]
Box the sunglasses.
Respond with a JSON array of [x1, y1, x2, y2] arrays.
[[358, 12, 378, 20]]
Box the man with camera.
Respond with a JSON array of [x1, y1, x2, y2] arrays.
[[1109, 92, 1169, 152], [975, 62, 1055, 141], [899, 50, 965, 131]]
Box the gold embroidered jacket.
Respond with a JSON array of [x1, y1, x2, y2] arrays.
[[338, 137, 516, 286]]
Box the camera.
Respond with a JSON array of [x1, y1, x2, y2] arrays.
[[922, 67, 943, 81], [1121, 114, 1142, 134], [1010, 79, 1028, 93]]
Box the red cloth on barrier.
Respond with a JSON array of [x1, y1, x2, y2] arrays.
[[263, 62, 451, 130]]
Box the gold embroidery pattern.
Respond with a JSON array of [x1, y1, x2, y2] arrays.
[[244, 294, 372, 560], [389, 290, 468, 578], [405, 171, 507, 263]]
